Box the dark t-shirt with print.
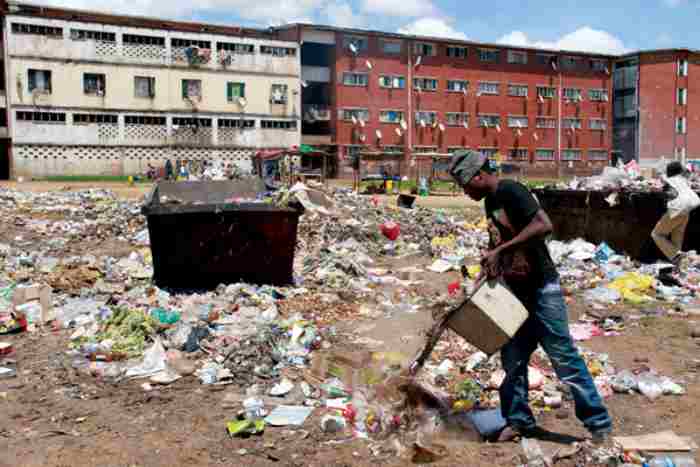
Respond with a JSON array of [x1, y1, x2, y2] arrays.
[[484, 180, 558, 297]]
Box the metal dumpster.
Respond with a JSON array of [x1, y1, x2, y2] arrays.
[[533, 189, 700, 262], [142, 180, 301, 289]]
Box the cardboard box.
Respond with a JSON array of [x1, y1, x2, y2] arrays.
[[311, 350, 372, 391], [448, 280, 528, 355]]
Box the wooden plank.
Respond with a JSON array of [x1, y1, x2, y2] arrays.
[[613, 431, 692, 452]]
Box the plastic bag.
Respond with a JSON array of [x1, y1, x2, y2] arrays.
[[583, 287, 621, 304], [608, 273, 655, 304], [637, 373, 664, 400], [125, 339, 167, 379], [611, 370, 638, 393]]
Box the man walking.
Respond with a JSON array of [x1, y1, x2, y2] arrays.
[[448, 150, 612, 443]]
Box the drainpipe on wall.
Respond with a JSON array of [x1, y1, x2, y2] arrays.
[[556, 65, 562, 177], [407, 40, 413, 175], [3, 16, 13, 179]]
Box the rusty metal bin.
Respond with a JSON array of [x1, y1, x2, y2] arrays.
[[533, 189, 700, 261], [142, 180, 301, 289]]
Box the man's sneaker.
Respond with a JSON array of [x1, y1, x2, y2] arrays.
[[590, 428, 612, 445]]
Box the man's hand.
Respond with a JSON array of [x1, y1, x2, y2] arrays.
[[481, 248, 502, 279]]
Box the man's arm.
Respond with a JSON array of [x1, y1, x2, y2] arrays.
[[482, 209, 553, 276]]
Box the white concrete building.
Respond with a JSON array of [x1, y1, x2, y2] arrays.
[[1, 2, 301, 178]]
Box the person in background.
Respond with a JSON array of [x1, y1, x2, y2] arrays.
[[350, 150, 360, 193], [179, 162, 189, 181], [651, 161, 700, 266], [448, 150, 612, 444], [165, 159, 173, 181]]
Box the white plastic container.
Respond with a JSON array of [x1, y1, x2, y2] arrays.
[[447, 280, 529, 355]]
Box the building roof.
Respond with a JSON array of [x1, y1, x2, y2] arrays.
[[617, 48, 700, 59], [4, 1, 293, 42], [276, 23, 617, 59]]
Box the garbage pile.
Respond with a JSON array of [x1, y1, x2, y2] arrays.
[[546, 161, 700, 192], [549, 237, 700, 307]]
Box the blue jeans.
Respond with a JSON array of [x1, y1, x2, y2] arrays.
[[500, 281, 612, 433]]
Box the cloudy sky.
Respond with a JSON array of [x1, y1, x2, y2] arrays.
[[34, 0, 698, 54]]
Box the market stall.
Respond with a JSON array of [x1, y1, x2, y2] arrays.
[[254, 145, 331, 188], [411, 152, 459, 195]]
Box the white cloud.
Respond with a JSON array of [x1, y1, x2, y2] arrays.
[[322, 1, 364, 28], [497, 27, 628, 55], [360, 0, 436, 17], [398, 18, 467, 40], [36, 0, 326, 24]]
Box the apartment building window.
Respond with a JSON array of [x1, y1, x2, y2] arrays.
[[508, 116, 528, 128], [414, 146, 438, 154], [562, 56, 583, 70], [173, 117, 212, 127], [261, 120, 297, 130], [507, 50, 527, 65], [508, 148, 529, 161], [678, 88, 688, 106], [380, 40, 402, 54], [414, 78, 438, 91], [677, 117, 687, 134], [379, 75, 405, 89], [11, 23, 62, 38], [591, 59, 608, 73], [134, 76, 156, 98], [614, 93, 637, 118], [70, 29, 116, 42], [379, 110, 404, 123], [172, 38, 211, 49], [16, 111, 66, 124], [588, 150, 609, 161], [535, 149, 555, 161], [123, 34, 165, 46], [536, 53, 556, 67], [678, 59, 689, 77], [182, 79, 202, 99], [270, 84, 288, 104], [217, 42, 255, 54], [563, 118, 582, 129], [478, 49, 500, 63], [382, 145, 404, 154], [73, 113, 118, 125], [125, 116, 166, 125], [446, 46, 468, 58], [478, 115, 500, 128], [479, 148, 499, 159], [344, 36, 368, 53], [447, 80, 469, 92], [414, 42, 436, 56], [28, 69, 52, 94], [536, 117, 556, 128], [341, 108, 370, 122], [84, 73, 106, 96], [478, 82, 499, 95], [227, 82, 246, 101], [536, 86, 556, 99], [446, 112, 469, 126], [588, 89, 609, 102], [563, 88, 582, 101], [448, 147, 469, 154], [415, 111, 437, 125], [589, 119, 607, 131], [219, 119, 255, 129], [260, 46, 296, 57], [343, 72, 368, 86], [561, 149, 582, 161], [508, 84, 528, 97]]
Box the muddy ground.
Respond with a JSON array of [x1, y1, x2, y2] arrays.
[[0, 182, 699, 467]]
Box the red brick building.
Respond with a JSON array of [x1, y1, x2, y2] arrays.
[[614, 49, 700, 167], [276, 24, 615, 177]]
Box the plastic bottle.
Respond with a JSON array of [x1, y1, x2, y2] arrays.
[[644, 455, 696, 467]]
